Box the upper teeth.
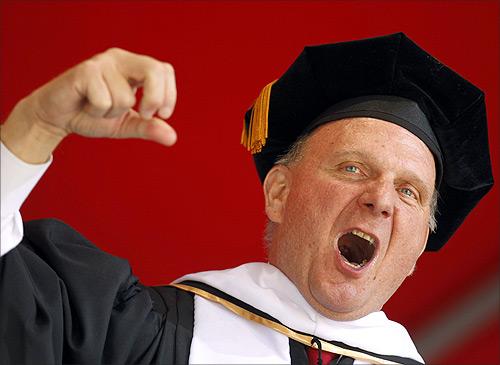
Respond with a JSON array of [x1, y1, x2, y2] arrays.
[[351, 229, 375, 244]]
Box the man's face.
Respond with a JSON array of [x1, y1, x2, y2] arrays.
[[266, 118, 436, 321]]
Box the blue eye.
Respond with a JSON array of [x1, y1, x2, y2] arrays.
[[400, 187, 416, 198], [345, 165, 360, 173]]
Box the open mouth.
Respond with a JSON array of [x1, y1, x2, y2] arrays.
[[337, 229, 376, 269]]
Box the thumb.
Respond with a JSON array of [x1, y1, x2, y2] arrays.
[[118, 110, 177, 147]]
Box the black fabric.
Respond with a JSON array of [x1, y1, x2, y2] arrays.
[[177, 280, 424, 365], [289, 338, 308, 364], [141, 285, 168, 314], [325, 339, 423, 365], [154, 286, 194, 364], [245, 32, 493, 251], [289, 339, 354, 365], [0, 219, 194, 364]]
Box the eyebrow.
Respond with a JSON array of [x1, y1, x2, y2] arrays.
[[327, 150, 434, 200]]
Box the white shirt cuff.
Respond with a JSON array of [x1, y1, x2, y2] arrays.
[[1, 142, 52, 256]]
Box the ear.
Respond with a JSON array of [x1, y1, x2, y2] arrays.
[[407, 228, 430, 277], [263, 165, 291, 224], [420, 229, 430, 256]]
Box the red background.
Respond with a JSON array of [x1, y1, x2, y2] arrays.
[[1, 1, 499, 363]]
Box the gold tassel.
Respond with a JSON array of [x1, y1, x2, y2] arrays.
[[241, 80, 276, 154]]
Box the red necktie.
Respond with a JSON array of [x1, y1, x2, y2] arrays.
[[307, 345, 338, 365]]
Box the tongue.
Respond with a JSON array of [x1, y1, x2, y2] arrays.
[[338, 233, 371, 266]]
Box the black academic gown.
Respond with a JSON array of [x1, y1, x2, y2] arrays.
[[0, 219, 421, 365], [0, 219, 195, 364]]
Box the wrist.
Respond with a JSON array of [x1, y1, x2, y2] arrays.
[[1, 98, 67, 164]]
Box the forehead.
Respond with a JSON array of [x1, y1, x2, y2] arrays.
[[302, 117, 436, 183]]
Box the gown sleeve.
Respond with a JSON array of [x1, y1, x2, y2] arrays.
[[0, 218, 194, 364]]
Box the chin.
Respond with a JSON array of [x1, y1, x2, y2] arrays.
[[308, 276, 375, 320]]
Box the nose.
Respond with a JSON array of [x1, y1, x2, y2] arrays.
[[358, 180, 395, 218]]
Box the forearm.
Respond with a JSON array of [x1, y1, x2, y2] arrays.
[[1, 97, 66, 164]]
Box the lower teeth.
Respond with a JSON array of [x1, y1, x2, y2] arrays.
[[344, 259, 367, 269]]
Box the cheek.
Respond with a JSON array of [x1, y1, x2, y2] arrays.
[[377, 212, 429, 285], [284, 180, 325, 226], [392, 205, 430, 251], [276, 179, 336, 270], [384, 230, 427, 282], [373, 242, 422, 302], [286, 174, 348, 223]]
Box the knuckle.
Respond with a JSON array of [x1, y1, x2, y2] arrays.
[[163, 62, 175, 75], [143, 95, 163, 109], [104, 47, 125, 57], [93, 97, 112, 111], [77, 60, 100, 78], [116, 93, 136, 109], [93, 48, 125, 64], [147, 62, 165, 77]]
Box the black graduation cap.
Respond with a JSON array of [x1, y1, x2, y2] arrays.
[[241, 32, 493, 251]]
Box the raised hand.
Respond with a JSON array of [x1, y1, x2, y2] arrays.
[[1, 48, 177, 163]]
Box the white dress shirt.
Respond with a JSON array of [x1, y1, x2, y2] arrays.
[[1, 142, 51, 256]]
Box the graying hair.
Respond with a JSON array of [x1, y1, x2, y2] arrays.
[[264, 133, 439, 247]]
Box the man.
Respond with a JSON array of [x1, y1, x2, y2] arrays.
[[0, 33, 493, 364]]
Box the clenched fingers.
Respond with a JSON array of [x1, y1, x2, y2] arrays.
[[158, 63, 176, 119], [110, 49, 177, 120], [81, 63, 113, 118], [102, 66, 136, 118], [78, 48, 177, 122]]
